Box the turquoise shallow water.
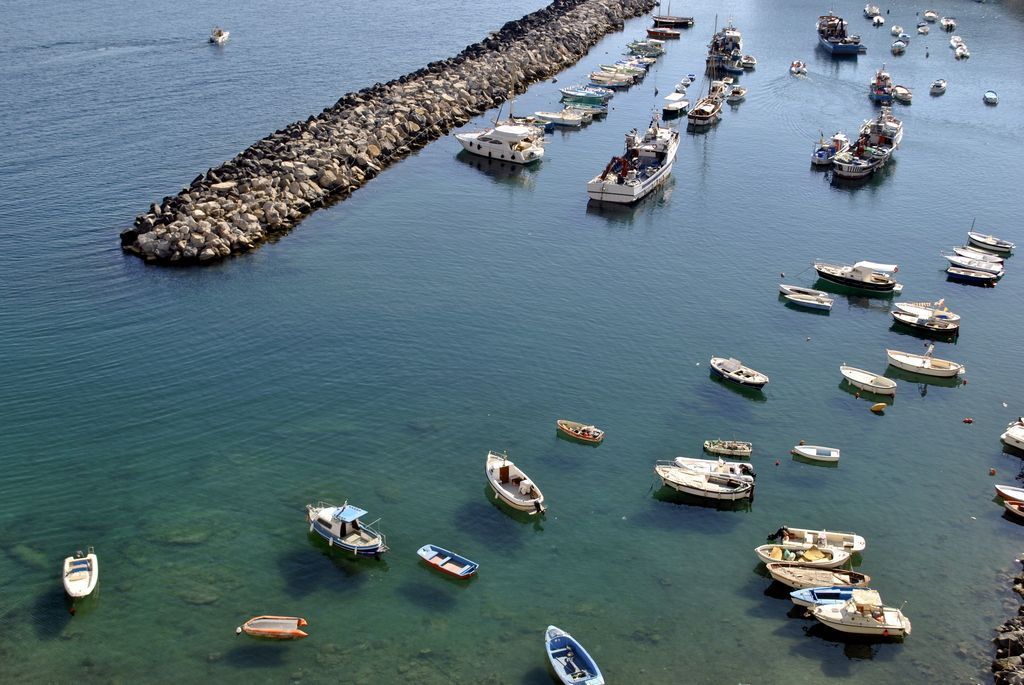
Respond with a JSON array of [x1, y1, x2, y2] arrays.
[[2, 0, 1024, 682]]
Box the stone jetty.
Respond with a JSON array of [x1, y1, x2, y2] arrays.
[[994, 556, 1024, 684], [121, 0, 657, 264]]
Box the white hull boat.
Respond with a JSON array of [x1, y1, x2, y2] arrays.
[[944, 253, 1004, 274], [209, 28, 230, 44], [456, 125, 544, 164], [811, 132, 850, 167], [840, 365, 897, 395], [984, 91, 999, 105], [995, 483, 1024, 501], [654, 463, 754, 500], [792, 445, 840, 463], [779, 284, 829, 298], [785, 292, 834, 310], [587, 121, 679, 204], [666, 456, 755, 482], [813, 599, 911, 637], [486, 451, 545, 513], [755, 543, 851, 568], [923, 10, 938, 22], [886, 346, 964, 377], [767, 563, 871, 590], [709, 357, 769, 389], [63, 548, 98, 598], [967, 231, 1014, 253], [894, 302, 960, 323], [534, 110, 583, 128], [952, 246, 1004, 264], [890, 309, 960, 336], [772, 526, 866, 552], [814, 261, 901, 293], [930, 79, 947, 95], [1002, 419, 1024, 451]]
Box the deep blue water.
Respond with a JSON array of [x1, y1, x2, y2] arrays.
[[2, 0, 1024, 682]]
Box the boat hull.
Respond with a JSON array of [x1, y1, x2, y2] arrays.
[[586, 135, 679, 205], [545, 626, 605, 685], [840, 366, 897, 395], [885, 350, 963, 377], [815, 268, 896, 292], [755, 544, 850, 568], [556, 420, 604, 444], [62, 552, 99, 598], [767, 563, 871, 590], [240, 616, 309, 640], [1002, 425, 1024, 451], [819, 36, 865, 54], [416, 544, 479, 578], [703, 440, 752, 458]]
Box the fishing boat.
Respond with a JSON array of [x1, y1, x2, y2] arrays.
[[654, 463, 754, 500], [840, 365, 897, 395], [769, 526, 866, 552], [952, 246, 1003, 264], [831, 147, 889, 179], [209, 27, 230, 44], [486, 451, 545, 514], [940, 16, 957, 32], [995, 483, 1024, 501], [588, 72, 633, 89], [703, 439, 753, 458], [894, 302, 960, 323], [784, 292, 834, 311], [306, 501, 389, 556], [863, 4, 881, 18], [587, 120, 679, 204], [545, 626, 605, 685], [930, 79, 947, 95], [687, 94, 723, 127], [755, 543, 851, 568], [62, 547, 98, 598], [790, 60, 808, 75], [791, 444, 840, 463], [741, 54, 757, 69], [984, 91, 999, 105], [662, 93, 689, 118], [456, 124, 544, 164], [565, 102, 608, 117], [237, 616, 309, 639], [556, 419, 605, 444], [779, 284, 830, 298], [709, 357, 769, 389], [967, 231, 1014, 253], [812, 598, 912, 637], [946, 266, 1001, 285], [818, 13, 866, 55], [923, 9, 938, 22], [811, 132, 850, 166], [893, 84, 911, 102], [648, 26, 681, 39], [767, 563, 871, 590], [868, 65, 894, 103], [533, 110, 584, 128], [944, 253, 1004, 275], [886, 345, 964, 377], [416, 544, 479, 578], [792, 587, 879, 608], [814, 260, 900, 292], [1002, 419, 1024, 451], [890, 309, 960, 337], [666, 456, 755, 483], [559, 85, 614, 104], [726, 86, 747, 103], [706, 21, 744, 75]]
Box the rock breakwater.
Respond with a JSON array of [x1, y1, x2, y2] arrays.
[[994, 556, 1024, 684], [121, 0, 657, 264]]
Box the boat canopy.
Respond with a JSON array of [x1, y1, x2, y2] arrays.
[[720, 358, 742, 372], [664, 92, 687, 103], [490, 125, 535, 141], [332, 505, 368, 522], [853, 261, 897, 272], [851, 589, 883, 605]]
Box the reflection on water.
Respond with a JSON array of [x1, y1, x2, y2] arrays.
[[813, 278, 896, 302], [455, 150, 539, 189], [835, 380, 895, 403], [708, 369, 769, 402], [651, 485, 754, 512], [887, 321, 960, 344]]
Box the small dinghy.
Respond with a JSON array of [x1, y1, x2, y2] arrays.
[[995, 483, 1024, 501], [886, 346, 964, 377], [923, 9, 938, 22], [741, 55, 757, 69], [726, 86, 747, 103], [535, 110, 584, 128], [545, 626, 605, 685], [792, 586, 878, 608], [895, 301, 961, 323], [755, 543, 851, 569], [890, 25, 903, 36], [810, 132, 850, 167], [944, 253, 1005, 275], [930, 79, 946, 95], [237, 616, 309, 639], [62, 547, 98, 598], [209, 27, 230, 44], [767, 562, 871, 589], [891, 309, 960, 336], [668, 456, 755, 482], [968, 231, 1015, 253], [953, 246, 1004, 264], [556, 419, 605, 444], [872, 16, 884, 27], [892, 84, 912, 102], [812, 597, 911, 637], [946, 266, 1001, 286], [709, 357, 769, 389], [416, 544, 479, 578], [703, 439, 753, 458], [790, 60, 807, 75], [840, 365, 896, 394], [769, 526, 866, 552], [785, 292, 834, 311], [1002, 419, 1024, 451], [779, 284, 829, 298], [654, 463, 754, 500], [1004, 500, 1024, 519], [791, 444, 840, 463], [486, 451, 546, 514]]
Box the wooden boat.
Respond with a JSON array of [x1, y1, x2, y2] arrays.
[[556, 419, 604, 444], [840, 365, 897, 395], [1004, 500, 1024, 519], [779, 284, 829, 299], [811, 132, 850, 167], [792, 586, 878, 608], [995, 483, 1024, 501], [1002, 419, 1024, 451], [654, 463, 753, 500], [534, 110, 584, 128], [755, 543, 850, 569], [647, 26, 681, 39], [894, 301, 961, 323], [812, 598, 911, 637], [886, 346, 964, 377], [237, 616, 309, 639], [814, 261, 900, 292], [791, 445, 840, 463], [953, 246, 1003, 264], [307, 502, 388, 557], [769, 526, 866, 552], [891, 309, 960, 336], [703, 439, 752, 458], [892, 84, 912, 103], [767, 562, 871, 589], [667, 457, 755, 483], [785, 292, 833, 311], [652, 14, 694, 28], [416, 544, 479, 578], [944, 253, 1004, 275], [62, 547, 98, 598], [946, 266, 1001, 286], [486, 451, 545, 514], [968, 231, 1014, 253], [709, 357, 768, 389], [545, 626, 605, 685]]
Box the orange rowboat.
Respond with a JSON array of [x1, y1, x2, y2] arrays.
[[556, 419, 604, 444], [237, 616, 309, 639]]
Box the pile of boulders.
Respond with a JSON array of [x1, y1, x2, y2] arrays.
[[994, 557, 1024, 684]]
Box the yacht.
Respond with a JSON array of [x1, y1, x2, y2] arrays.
[[456, 124, 544, 164], [587, 120, 680, 204]]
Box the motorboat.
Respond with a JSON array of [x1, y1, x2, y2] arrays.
[[755, 543, 851, 568], [868, 65, 893, 103], [533, 110, 584, 128], [894, 301, 960, 323], [984, 91, 999, 105], [703, 439, 753, 458], [944, 253, 1004, 275], [456, 124, 544, 164], [416, 544, 479, 578], [784, 292, 834, 311], [840, 365, 897, 395], [891, 309, 960, 337], [886, 345, 964, 377], [667, 456, 755, 482], [812, 598, 911, 637], [817, 13, 866, 55], [237, 616, 309, 639], [709, 357, 769, 389], [923, 10, 938, 22], [545, 626, 605, 685], [587, 120, 679, 204], [791, 445, 840, 463], [863, 4, 881, 18], [996, 483, 1024, 501], [1002, 419, 1024, 451], [726, 86, 747, 103], [556, 419, 605, 444], [662, 93, 690, 118], [306, 501, 389, 556], [769, 526, 866, 552], [890, 25, 903, 36], [929, 79, 947, 95], [898, 32, 912, 42], [952, 246, 1003, 264], [946, 266, 1001, 285], [559, 85, 614, 104], [627, 39, 666, 57], [949, 35, 965, 49], [955, 44, 971, 59], [792, 587, 879, 608], [741, 55, 757, 69], [767, 563, 871, 590], [967, 231, 1014, 253], [779, 284, 830, 298], [872, 16, 885, 27], [940, 16, 957, 32], [811, 132, 850, 167], [790, 60, 808, 75], [209, 27, 230, 44], [892, 84, 912, 102], [486, 451, 546, 514], [62, 547, 98, 598], [814, 260, 901, 292], [654, 463, 754, 500]]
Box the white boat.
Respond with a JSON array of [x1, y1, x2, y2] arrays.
[[863, 4, 880, 18], [811, 132, 850, 167], [485, 451, 546, 514], [709, 357, 769, 389], [456, 125, 544, 164], [952, 246, 1003, 264], [779, 284, 830, 298], [917, 24, 929, 34], [687, 94, 723, 127], [726, 86, 747, 103], [62, 547, 98, 598], [755, 543, 851, 568], [790, 60, 807, 75], [984, 91, 999, 105], [587, 120, 679, 204], [654, 463, 754, 500], [741, 55, 757, 69], [923, 10, 938, 22], [792, 587, 881, 609], [929, 79, 947, 95], [814, 261, 901, 293], [892, 84, 912, 103], [840, 366, 897, 395], [995, 483, 1024, 501], [772, 526, 867, 552], [940, 16, 957, 32], [886, 345, 964, 377], [209, 27, 230, 44], [703, 439, 753, 458], [955, 44, 970, 59], [785, 292, 833, 311], [890, 25, 903, 36], [675, 77, 692, 92], [967, 231, 1014, 253], [1002, 419, 1024, 451], [792, 444, 840, 463], [534, 110, 583, 128], [665, 456, 755, 482], [944, 253, 1004, 275], [949, 35, 964, 49], [662, 92, 689, 117], [894, 301, 960, 323], [873, 16, 885, 27], [812, 598, 911, 637], [767, 563, 872, 590]]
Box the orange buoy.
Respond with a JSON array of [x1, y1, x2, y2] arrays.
[[870, 403, 886, 413], [990, 468, 997, 476]]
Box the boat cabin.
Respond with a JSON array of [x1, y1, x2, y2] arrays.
[[315, 504, 379, 547]]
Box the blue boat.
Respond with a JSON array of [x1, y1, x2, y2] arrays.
[[946, 266, 1001, 286], [545, 626, 604, 685], [558, 85, 614, 104], [306, 501, 388, 557], [790, 586, 878, 607], [416, 544, 479, 578], [868, 66, 894, 103], [818, 13, 866, 54]]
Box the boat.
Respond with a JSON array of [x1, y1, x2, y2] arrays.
[[817, 13, 866, 55], [886, 345, 964, 377], [894, 301, 960, 323], [995, 483, 1024, 501], [456, 124, 544, 164], [559, 85, 614, 104], [928, 79, 947, 96], [662, 92, 690, 118], [812, 598, 911, 637], [209, 27, 230, 44], [940, 16, 957, 32], [784, 292, 834, 311], [792, 587, 880, 608], [1002, 419, 1024, 451], [811, 132, 850, 167], [779, 284, 830, 298], [840, 365, 897, 395], [831, 106, 904, 180], [946, 266, 1001, 286], [587, 120, 679, 204], [892, 83, 911, 102], [863, 5, 881, 18], [791, 445, 840, 463], [967, 231, 1014, 253], [955, 44, 970, 60], [666, 456, 755, 482], [767, 563, 871, 590], [726, 86, 747, 103], [984, 91, 999, 105], [944, 253, 1004, 275], [868, 65, 893, 103], [62, 547, 98, 598], [652, 4, 695, 29], [627, 39, 666, 57], [556, 419, 605, 444], [545, 626, 605, 685], [706, 21, 745, 76], [898, 32, 912, 42], [755, 543, 851, 568], [675, 77, 692, 92], [890, 25, 903, 36], [703, 439, 753, 458], [952, 246, 1003, 264], [814, 260, 900, 292], [918, 24, 930, 35], [486, 451, 545, 514], [648, 26, 681, 39], [306, 501, 389, 556], [950, 35, 965, 49], [1004, 500, 1024, 519], [416, 544, 479, 578], [237, 616, 309, 639], [687, 94, 723, 127], [741, 55, 757, 69], [565, 102, 608, 117], [873, 16, 885, 27], [891, 309, 960, 337], [923, 9, 938, 22], [654, 462, 754, 500], [709, 357, 769, 389], [588, 73, 633, 89], [769, 526, 866, 552], [534, 110, 584, 128], [790, 60, 808, 75]]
